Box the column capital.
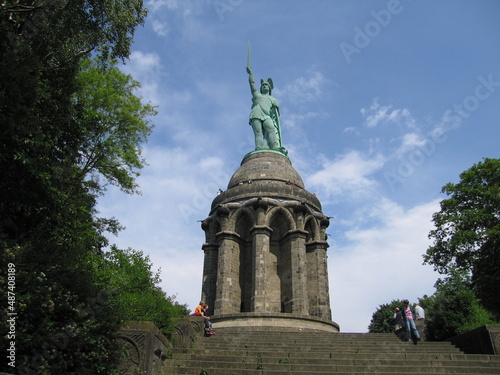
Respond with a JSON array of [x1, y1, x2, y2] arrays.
[[202, 242, 218, 252], [306, 240, 329, 251], [215, 230, 240, 241], [250, 225, 273, 235]]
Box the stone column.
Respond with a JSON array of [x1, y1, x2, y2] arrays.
[[250, 225, 272, 312], [306, 241, 331, 320], [285, 229, 309, 315], [214, 231, 241, 315], [201, 243, 218, 315]]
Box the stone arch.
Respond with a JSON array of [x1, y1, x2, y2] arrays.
[[265, 207, 296, 313], [228, 206, 256, 231], [264, 205, 296, 231], [207, 218, 221, 244], [303, 215, 320, 243]]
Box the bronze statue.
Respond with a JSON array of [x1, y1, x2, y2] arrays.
[[246, 42, 286, 154]]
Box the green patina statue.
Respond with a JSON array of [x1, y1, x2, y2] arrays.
[[246, 43, 287, 155]]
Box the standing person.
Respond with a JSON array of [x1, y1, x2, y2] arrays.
[[401, 299, 421, 343], [415, 303, 427, 341], [415, 304, 425, 320], [393, 307, 404, 332]]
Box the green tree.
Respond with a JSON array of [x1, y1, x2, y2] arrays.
[[423, 158, 500, 315], [74, 57, 156, 194], [368, 299, 405, 333], [94, 246, 189, 336], [424, 270, 495, 341], [0, 1, 160, 374]]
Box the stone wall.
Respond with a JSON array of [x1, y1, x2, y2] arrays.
[[118, 321, 172, 375], [118, 318, 207, 374], [447, 324, 500, 355]]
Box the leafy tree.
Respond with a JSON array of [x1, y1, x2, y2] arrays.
[[1, 1, 150, 241], [94, 246, 189, 336], [423, 158, 500, 315], [0, 1, 164, 374], [424, 270, 496, 341], [368, 299, 405, 333], [74, 57, 156, 194]]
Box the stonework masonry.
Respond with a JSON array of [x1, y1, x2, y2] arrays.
[[199, 152, 339, 331]]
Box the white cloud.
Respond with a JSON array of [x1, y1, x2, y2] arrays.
[[146, 0, 181, 13], [152, 20, 169, 36], [120, 51, 167, 106], [330, 198, 440, 332], [275, 68, 327, 104], [361, 98, 415, 129], [97, 145, 234, 312], [394, 132, 427, 157], [306, 150, 385, 200]]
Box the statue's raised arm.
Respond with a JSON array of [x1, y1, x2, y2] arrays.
[[247, 67, 258, 96]]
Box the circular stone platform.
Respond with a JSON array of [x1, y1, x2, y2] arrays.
[[212, 313, 340, 333]]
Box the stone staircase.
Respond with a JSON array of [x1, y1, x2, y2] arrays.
[[165, 327, 500, 375]]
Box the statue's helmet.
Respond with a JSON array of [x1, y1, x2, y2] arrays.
[[260, 78, 274, 94]]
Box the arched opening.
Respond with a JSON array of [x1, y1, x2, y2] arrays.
[[235, 212, 253, 312]]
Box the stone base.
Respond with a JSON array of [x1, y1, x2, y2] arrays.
[[211, 312, 340, 333]]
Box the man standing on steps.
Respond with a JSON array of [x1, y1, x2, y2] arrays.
[[415, 303, 425, 320], [415, 303, 426, 341], [401, 299, 421, 343]]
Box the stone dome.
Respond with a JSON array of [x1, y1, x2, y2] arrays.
[[211, 151, 321, 212], [228, 152, 304, 189]]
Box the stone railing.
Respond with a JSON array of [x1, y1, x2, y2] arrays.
[[447, 324, 500, 354], [118, 317, 206, 374]]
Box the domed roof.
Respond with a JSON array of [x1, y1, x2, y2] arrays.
[[211, 151, 321, 211], [227, 152, 304, 189]]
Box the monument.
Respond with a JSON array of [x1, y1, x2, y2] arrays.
[[199, 45, 339, 332]]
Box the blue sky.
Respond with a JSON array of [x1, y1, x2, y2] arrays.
[[98, 0, 500, 332]]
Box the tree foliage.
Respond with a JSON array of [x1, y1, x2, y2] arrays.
[[0, 1, 178, 374], [368, 299, 405, 333], [94, 246, 189, 336], [423, 270, 496, 341], [368, 272, 497, 341], [74, 58, 156, 194], [424, 158, 500, 315]]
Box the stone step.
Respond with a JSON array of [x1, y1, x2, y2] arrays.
[[186, 346, 463, 355], [192, 341, 463, 354], [198, 337, 459, 347], [167, 363, 500, 375], [214, 328, 397, 339], [165, 330, 500, 375], [172, 352, 500, 365], [171, 355, 500, 369]]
